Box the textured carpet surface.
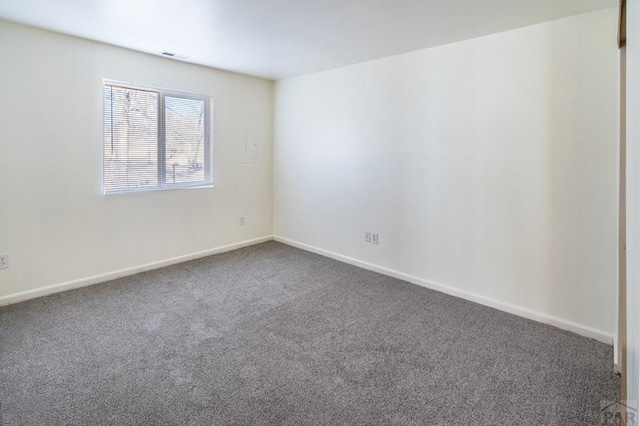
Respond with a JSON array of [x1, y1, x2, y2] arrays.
[[0, 242, 619, 425]]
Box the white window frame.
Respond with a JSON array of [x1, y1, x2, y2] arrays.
[[103, 79, 214, 194]]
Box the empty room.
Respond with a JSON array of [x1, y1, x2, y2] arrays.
[[0, 0, 639, 424]]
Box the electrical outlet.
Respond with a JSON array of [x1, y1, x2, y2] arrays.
[[365, 232, 371, 243], [240, 216, 246, 226], [0, 254, 8, 269], [371, 233, 379, 245]]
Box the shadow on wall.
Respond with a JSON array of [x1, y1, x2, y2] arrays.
[[544, 16, 617, 332]]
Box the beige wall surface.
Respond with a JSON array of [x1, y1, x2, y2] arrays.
[[274, 9, 619, 341], [0, 20, 273, 301]]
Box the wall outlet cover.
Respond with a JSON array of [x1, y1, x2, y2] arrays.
[[0, 254, 9, 269]]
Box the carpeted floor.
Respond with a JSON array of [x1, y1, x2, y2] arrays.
[[0, 242, 619, 425]]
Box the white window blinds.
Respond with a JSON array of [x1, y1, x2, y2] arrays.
[[103, 81, 212, 193]]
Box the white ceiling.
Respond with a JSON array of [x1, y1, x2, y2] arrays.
[[0, 0, 617, 80]]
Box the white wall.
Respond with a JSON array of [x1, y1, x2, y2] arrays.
[[0, 20, 273, 302], [626, 0, 640, 412], [274, 8, 619, 342]]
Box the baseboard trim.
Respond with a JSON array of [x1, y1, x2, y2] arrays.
[[274, 236, 613, 345], [613, 334, 619, 369], [0, 236, 273, 307]]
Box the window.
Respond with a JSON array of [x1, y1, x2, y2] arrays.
[[103, 81, 212, 193]]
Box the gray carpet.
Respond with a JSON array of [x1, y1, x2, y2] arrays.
[[0, 242, 619, 425]]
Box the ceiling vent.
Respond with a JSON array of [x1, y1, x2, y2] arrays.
[[161, 52, 189, 60]]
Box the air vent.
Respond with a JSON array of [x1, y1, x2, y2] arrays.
[[161, 52, 189, 60]]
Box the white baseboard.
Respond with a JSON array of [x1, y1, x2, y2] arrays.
[[274, 236, 614, 345], [0, 236, 273, 307], [2, 234, 614, 346], [613, 334, 619, 369], [614, 363, 621, 375]]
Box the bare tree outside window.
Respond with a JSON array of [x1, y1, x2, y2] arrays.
[[165, 96, 206, 184]]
